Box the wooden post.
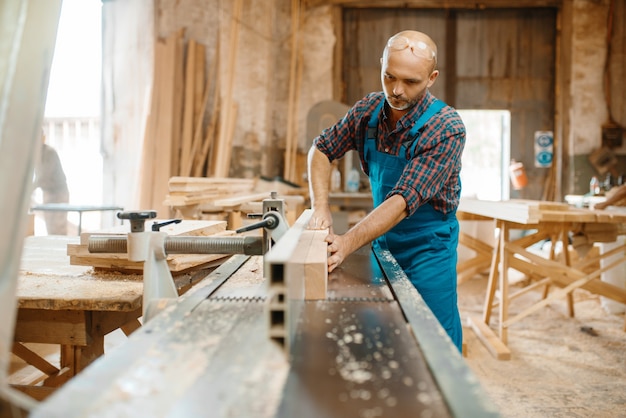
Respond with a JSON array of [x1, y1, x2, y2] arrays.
[[180, 39, 197, 177], [213, 0, 242, 177]]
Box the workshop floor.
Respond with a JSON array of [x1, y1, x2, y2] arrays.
[[458, 272, 626, 418], [9, 272, 626, 417]]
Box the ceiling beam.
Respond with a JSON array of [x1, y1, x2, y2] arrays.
[[304, 0, 562, 9]]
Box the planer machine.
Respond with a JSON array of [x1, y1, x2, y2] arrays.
[[30, 194, 499, 418]]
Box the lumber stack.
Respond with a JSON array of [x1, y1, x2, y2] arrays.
[[139, 21, 242, 218], [164, 176, 256, 207], [163, 176, 305, 225], [66, 220, 230, 274]]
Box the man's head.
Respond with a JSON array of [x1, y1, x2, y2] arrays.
[[380, 30, 439, 111]]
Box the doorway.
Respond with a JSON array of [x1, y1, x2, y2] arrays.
[[37, 0, 103, 235]]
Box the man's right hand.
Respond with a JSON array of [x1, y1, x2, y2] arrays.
[[308, 205, 333, 231]]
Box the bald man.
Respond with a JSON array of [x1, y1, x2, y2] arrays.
[[307, 30, 466, 351]]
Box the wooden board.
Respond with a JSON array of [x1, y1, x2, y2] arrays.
[[467, 316, 511, 360], [164, 177, 256, 207], [66, 246, 229, 274], [265, 209, 313, 350], [168, 176, 255, 193], [303, 229, 328, 300], [213, 191, 273, 208]]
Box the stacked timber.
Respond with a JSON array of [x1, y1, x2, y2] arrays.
[[163, 176, 306, 224], [164, 177, 257, 207], [139, 25, 238, 218], [67, 220, 231, 274]]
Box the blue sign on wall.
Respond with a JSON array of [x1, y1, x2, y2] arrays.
[[534, 131, 553, 167]]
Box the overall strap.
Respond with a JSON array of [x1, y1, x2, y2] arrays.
[[408, 98, 446, 156], [366, 97, 446, 144], [366, 99, 385, 140], [408, 98, 446, 138]]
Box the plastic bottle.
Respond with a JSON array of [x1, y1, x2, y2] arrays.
[[590, 176, 601, 196], [346, 168, 360, 193], [331, 165, 341, 192], [509, 160, 528, 190]]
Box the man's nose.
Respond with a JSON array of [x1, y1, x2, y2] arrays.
[[392, 83, 403, 96]]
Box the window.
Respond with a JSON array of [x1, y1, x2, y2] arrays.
[[458, 110, 511, 201]]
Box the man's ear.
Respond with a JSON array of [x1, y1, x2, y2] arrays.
[[427, 69, 439, 88]]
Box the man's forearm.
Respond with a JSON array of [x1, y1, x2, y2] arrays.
[[308, 146, 331, 208], [342, 194, 408, 253]]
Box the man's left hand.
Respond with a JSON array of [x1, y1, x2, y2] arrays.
[[325, 232, 347, 273]]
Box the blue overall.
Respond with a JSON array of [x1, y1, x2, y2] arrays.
[[364, 99, 463, 352]]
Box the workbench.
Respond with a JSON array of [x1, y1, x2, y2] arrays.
[[31, 246, 499, 417], [12, 235, 213, 400], [458, 198, 626, 360]]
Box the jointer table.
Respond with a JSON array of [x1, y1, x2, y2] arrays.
[[31, 246, 498, 417]]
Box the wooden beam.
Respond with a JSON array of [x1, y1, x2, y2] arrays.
[[185, 67, 211, 177], [10, 385, 57, 401], [467, 316, 511, 360], [304, 0, 562, 9], [14, 310, 88, 346], [213, 0, 242, 177], [266, 209, 328, 351], [12, 343, 60, 377], [284, 0, 303, 182], [304, 229, 328, 299], [180, 38, 197, 177], [138, 40, 164, 212], [195, 42, 220, 177], [193, 41, 206, 134]]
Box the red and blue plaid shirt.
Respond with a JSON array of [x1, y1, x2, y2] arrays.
[[313, 91, 466, 216]]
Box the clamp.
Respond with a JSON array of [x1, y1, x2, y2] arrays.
[[88, 192, 290, 321]]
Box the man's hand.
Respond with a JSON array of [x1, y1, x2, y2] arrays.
[[325, 232, 347, 273], [308, 206, 333, 231]]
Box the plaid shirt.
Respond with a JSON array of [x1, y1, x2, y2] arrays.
[[314, 91, 466, 216]]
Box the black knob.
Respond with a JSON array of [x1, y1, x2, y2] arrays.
[[117, 210, 157, 232]]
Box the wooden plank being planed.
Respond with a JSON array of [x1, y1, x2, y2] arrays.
[[304, 229, 328, 300]]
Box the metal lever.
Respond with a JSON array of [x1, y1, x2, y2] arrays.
[[152, 219, 182, 231], [236, 212, 280, 233]]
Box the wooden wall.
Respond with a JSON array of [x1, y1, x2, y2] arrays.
[[342, 8, 556, 200], [100, 0, 624, 211]]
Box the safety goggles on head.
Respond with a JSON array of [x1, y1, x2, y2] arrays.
[[386, 36, 436, 61]]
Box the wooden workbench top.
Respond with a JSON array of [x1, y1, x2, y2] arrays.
[[18, 235, 143, 312], [459, 198, 626, 225]]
